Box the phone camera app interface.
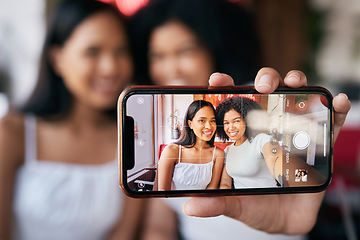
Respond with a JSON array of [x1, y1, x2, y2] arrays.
[[124, 92, 331, 192]]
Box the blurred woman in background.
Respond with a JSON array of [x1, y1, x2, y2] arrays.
[[129, 0, 351, 240], [129, 0, 260, 86], [0, 0, 143, 239], [130, 0, 304, 239]]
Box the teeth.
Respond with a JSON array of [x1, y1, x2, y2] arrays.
[[93, 80, 118, 93], [228, 132, 238, 137], [203, 131, 213, 136], [167, 79, 187, 85]]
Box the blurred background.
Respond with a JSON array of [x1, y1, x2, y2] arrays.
[[0, 0, 359, 239]]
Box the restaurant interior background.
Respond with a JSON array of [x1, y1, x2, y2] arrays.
[[0, 0, 359, 239]]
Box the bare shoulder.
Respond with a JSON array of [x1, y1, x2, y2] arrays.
[[164, 143, 180, 152], [0, 111, 25, 138], [0, 111, 25, 166], [159, 144, 179, 162], [215, 146, 225, 157]]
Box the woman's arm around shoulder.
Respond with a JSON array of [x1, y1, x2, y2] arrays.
[[157, 144, 179, 191], [0, 111, 26, 239]]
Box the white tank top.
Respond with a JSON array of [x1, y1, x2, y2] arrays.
[[171, 145, 215, 190], [12, 115, 123, 240]]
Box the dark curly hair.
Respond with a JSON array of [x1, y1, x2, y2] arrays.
[[175, 100, 216, 148], [129, 0, 260, 85], [216, 96, 261, 142]]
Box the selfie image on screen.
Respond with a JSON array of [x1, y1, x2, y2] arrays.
[[124, 93, 331, 193]]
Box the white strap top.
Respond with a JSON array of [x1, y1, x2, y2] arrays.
[[171, 145, 216, 190], [12, 115, 123, 240]]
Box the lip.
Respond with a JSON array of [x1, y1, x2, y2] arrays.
[[227, 131, 239, 138], [92, 80, 120, 95], [202, 130, 213, 137], [166, 79, 190, 86]]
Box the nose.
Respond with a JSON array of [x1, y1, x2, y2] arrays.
[[99, 54, 117, 76], [205, 121, 212, 129], [228, 123, 236, 130], [162, 56, 181, 80]]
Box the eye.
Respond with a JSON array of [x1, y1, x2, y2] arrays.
[[198, 119, 205, 123], [116, 46, 130, 57], [149, 51, 163, 62], [85, 47, 100, 57], [178, 47, 197, 56]]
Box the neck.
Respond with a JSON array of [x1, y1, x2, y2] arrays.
[[235, 136, 247, 146], [65, 101, 115, 128], [193, 138, 210, 149]]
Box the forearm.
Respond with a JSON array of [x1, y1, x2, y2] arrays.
[[219, 176, 232, 189], [140, 199, 179, 240], [0, 176, 15, 239], [107, 197, 146, 240], [219, 181, 232, 189]]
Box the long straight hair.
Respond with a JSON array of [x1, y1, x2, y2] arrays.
[[22, 0, 127, 119], [175, 100, 216, 148]]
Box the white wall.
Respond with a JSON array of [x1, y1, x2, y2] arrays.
[[0, 0, 45, 108]]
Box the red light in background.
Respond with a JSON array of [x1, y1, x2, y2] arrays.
[[115, 0, 149, 16], [97, 0, 148, 16], [98, 0, 114, 3]]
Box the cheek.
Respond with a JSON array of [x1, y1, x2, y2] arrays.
[[59, 52, 95, 82], [117, 57, 134, 82], [192, 123, 204, 135], [240, 123, 246, 134], [180, 56, 213, 84], [149, 61, 162, 83]]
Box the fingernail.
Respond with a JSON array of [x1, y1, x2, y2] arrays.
[[338, 93, 348, 100], [209, 72, 221, 78], [287, 72, 302, 82], [182, 202, 190, 215], [258, 74, 273, 91]]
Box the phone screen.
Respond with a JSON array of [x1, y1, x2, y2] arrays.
[[119, 86, 333, 196]]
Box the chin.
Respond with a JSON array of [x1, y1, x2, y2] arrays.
[[93, 100, 117, 111]]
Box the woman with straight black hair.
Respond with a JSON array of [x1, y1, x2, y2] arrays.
[[157, 100, 224, 191], [0, 0, 143, 239]]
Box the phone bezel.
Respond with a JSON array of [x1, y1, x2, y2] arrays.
[[118, 85, 334, 198]]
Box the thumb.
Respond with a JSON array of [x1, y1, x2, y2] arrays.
[[183, 196, 239, 218]]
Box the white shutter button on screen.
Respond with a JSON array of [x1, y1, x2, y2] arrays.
[[293, 131, 310, 150]]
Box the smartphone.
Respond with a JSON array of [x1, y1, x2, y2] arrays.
[[118, 86, 333, 197]]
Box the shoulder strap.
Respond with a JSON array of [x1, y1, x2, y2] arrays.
[[212, 146, 216, 161], [178, 145, 181, 163], [24, 115, 37, 164]]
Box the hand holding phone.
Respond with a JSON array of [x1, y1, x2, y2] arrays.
[[183, 69, 351, 235], [118, 80, 334, 197]]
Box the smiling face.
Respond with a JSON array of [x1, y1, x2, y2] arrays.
[[188, 106, 217, 142], [223, 109, 247, 145], [51, 11, 133, 110], [149, 20, 214, 86]]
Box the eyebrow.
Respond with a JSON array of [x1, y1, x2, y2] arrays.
[[198, 116, 215, 119], [224, 117, 242, 121]]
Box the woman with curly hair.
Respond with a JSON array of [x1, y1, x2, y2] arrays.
[[216, 96, 280, 188]]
